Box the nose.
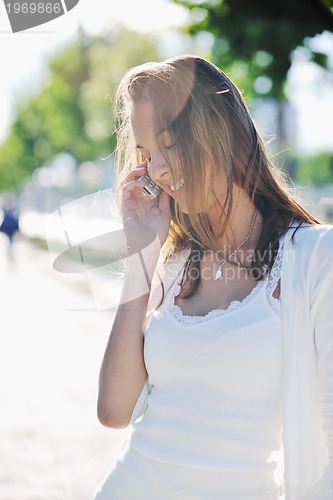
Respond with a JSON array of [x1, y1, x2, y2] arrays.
[[148, 151, 170, 184]]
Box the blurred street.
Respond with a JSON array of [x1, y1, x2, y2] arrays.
[[0, 235, 131, 500]]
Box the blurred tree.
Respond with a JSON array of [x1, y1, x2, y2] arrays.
[[293, 152, 333, 185], [172, 0, 333, 97], [172, 0, 333, 151], [0, 28, 158, 192]]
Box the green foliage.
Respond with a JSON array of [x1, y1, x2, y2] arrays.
[[172, 0, 333, 99], [293, 152, 333, 185], [0, 28, 158, 192]]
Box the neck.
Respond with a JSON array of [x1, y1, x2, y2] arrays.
[[208, 184, 262, 252]]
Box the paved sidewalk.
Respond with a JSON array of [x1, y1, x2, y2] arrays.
[[0, 235, 131, 500]]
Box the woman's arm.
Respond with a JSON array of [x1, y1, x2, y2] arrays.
[[97, 249, 157, 429], [97, 163, 171, 429]]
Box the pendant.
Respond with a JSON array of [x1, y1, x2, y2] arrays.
[[214, 265, 223, 280]]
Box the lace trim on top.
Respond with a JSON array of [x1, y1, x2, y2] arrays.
[[168, 235, 285, 325]]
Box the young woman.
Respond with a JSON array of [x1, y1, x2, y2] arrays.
[[93, 55, 333, 499]]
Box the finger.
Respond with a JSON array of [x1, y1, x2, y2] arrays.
[[123, 177, 148, 193], [126, 161, 148, 183], [120, 161, 148, 189], [122, 177, 154, 203]]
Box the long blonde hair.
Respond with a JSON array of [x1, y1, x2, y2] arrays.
[[113, 54, 320, 297]]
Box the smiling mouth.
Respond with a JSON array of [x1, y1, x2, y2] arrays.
[[170, 178, 185, 192]]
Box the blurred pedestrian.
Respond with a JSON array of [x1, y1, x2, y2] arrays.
[[0, 197, 20, 265], [94, 55, 333, 499]]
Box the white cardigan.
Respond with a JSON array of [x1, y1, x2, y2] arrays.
[[129, 222, 333, 499], [280, 222, 333, 499]]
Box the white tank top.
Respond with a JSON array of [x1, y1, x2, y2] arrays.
[[130, 235, 285, 491]]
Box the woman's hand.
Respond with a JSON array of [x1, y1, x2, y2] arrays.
[[121, 161, 171, 253]]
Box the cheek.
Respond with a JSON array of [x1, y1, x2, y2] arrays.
[[168, 151, 183, 179], [173, 158, 214, 213]]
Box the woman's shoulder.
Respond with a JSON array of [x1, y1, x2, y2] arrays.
[[284, 221, 333, 274], [148, 248, 190, 311], [286, 220, 333, 248]]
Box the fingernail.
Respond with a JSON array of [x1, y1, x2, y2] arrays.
[[138, 175, 148, 183]]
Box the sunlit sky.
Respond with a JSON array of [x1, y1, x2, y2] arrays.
[[0, 0, 332, 154]]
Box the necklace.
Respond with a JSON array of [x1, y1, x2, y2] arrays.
[[214, 219, 262, 280]]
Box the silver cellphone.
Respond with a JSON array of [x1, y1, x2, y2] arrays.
[[139, 174, 162, 199]]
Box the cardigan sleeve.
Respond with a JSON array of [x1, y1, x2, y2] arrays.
[[305, 227, 333, 498]]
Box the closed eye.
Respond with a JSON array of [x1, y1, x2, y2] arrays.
[[159, 129, 177, 152]]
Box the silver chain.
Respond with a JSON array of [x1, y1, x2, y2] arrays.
[[214, 219, 262, 280]]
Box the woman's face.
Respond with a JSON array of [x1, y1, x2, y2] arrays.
[[130, 98, 228, 219]]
